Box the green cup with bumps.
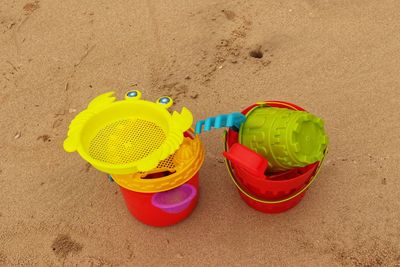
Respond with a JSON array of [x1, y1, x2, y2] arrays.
[[239, 106, 328, 172]]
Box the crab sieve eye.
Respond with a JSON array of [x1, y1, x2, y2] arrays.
[[159, 97, 171, 104], [127, 91, 138, 97]]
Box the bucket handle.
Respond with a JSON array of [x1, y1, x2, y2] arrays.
[[223, 130, 328, 204]]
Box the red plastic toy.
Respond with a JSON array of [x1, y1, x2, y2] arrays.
[[223, 101, 326, 213], [119, 173, 199, 226]]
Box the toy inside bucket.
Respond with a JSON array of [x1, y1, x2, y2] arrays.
[[239, 106, 327, 172], [64, 91, 205, 226], [195, 100, 328, 213]]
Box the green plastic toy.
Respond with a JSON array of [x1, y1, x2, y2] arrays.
[[239, 106, 328, 172]]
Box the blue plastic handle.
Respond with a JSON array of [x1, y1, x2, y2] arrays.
[[195, 112, 246, 134]]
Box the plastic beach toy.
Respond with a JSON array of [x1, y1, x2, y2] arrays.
[[223, 142, 268, 177], [116, 129, 204, 226], [239, 106, 328, 172], [119, 171, 200, 226], [195, 100, 328, 213], [195, 104, 327, 172], [195, 112, 246, 134], [64, 91, 205, 226], [64, 90, 193, 174], [151, 184, 197, 214], [111, 132, 204, 193]]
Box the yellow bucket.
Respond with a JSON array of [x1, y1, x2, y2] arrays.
[[64, 90, 193, 175]]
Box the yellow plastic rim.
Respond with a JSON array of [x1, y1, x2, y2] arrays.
[[111, 129, 205, 193]]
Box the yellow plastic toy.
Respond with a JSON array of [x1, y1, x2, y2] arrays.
[[111, 130, 205, 192], [64, 90, 193, 175]]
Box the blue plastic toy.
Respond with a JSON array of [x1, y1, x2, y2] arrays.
[[195, 112, 246, 134]]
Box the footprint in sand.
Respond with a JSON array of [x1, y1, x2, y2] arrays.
[[249, 48, 263, 59], [51, 234, 83, 258], [23, 1, 40, 14]]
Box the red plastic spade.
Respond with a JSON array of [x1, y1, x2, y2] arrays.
[[223, 143, 268, 177]]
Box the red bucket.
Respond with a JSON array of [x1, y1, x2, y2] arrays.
[[119, 173, 199, 227], [113, 130, 204, 227], [224, 101, 325, 214]]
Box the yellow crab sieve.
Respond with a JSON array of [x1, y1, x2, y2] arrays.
[[88, 118, 166, 165], [63, 91, 193, 175]]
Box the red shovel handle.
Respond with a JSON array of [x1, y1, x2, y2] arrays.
[[223, 143, 268, 177]]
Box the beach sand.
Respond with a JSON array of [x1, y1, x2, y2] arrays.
[[1, 0, 400, 266]]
